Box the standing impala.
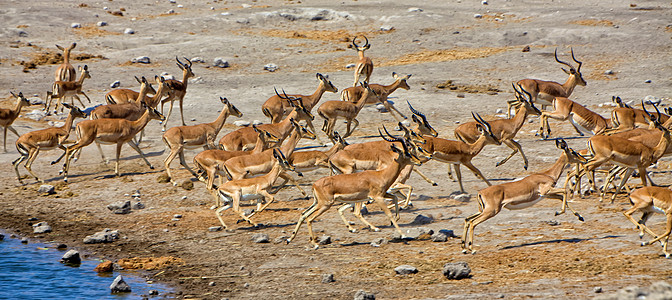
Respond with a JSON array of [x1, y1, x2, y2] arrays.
[[261, 73, 337, 143], [351, 35, 373, 87], [507, 48, 586, 117], [104, 76, 158, 105], [1, 92, 31, 152], [461, 139, 584, 254], [60, 102, 165, 181], [341, 72, 411, 122], [160, 57, 194, 131], [54, 42, 77, 82], [163, 97, 242, 185], [13, 103, 87, 184], [317, 82, 376, 140], [46, 65, 92, 114]]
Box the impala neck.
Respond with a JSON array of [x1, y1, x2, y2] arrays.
[[465, 133, 490, 156], [181, 69, 191, 89], [561, 75, 579, 97], [63, 49, 72, 64], [357, 51, 366, 60], [12, 99, 28, 118], [209, 106, 232, 134], [147, 83, 166, 108], [511, 105, 531, 132], [304, 81, 327, 110], [355, 89, 371, 113], [76, 71, 87, 86], [135, 82, 150, 104], [130, 109, 153, 133], [540, 152, 569, 183], [382, 79, 404, 95], [379, 153, 409, 189], [61, 111, 78, 132], [324, 141, 344, 158], [280, 127, 301, 156], [275, 111, 299, 140], [653, 129, 672, 161]]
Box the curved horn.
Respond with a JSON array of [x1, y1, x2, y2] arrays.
[[407, 100, 424, 118], [134, 76, 141, 83], [183, 57, 192, 68], [363, 35, 369, 47], [474, 112, 492, 132], [175, 56, 184, 67], [554, 48, 573, 69], [378, 128, 396, 143], [518, 84, 533, 103], [570, 48, 582, 72], [351, 36, 360, 48], [642, 101, 656, 122]]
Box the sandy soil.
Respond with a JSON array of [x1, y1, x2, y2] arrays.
[[1, 0, 672, 299]]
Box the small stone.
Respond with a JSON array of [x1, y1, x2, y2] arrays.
[[252, 233, 270, 243], [443, 262, 471, 280], [191, 57, 205, 63], [274, 236, 289, 244], [322, 273, 335, 283], [213, 58, 230, 68], [180, 180, 194, 190], [241, 3, 252, 8], [360, 205, 369, 215], [604, 70, 614, 75], [131, 56, 150, 64], [317, 235, 331, 245], [263, 63, 278, 72], [394, 265, 418, 275], [481, 0, 488, 4], [124, 28, 135, 34], [408, 7, 423, 12], [71, 23, 82, 28], [107, 200, 131, 214], [83, 228, 120, 244], [166, 9, 175, 14], [208, 226, 222, 232], [522, 45, 530, 52], [56, 243, 67, 249], [380, 25, 394, 31], [38, 184, 55, 195], [110, 275, 132, 293], [21, 238, 28, 244], [431, 231, 448, 242], [208, 281, 216, 286], [410, 214, 433, 225], [94, 260, 114, 273], [243, 283, 250, 288], [474, 14, 483, 19], [0, 234, 4, 241], [32, 222, 52, 234], [181, 196, 188, 200], [28, 217, 38, 221], [233, 120, 251, 127], [345, 63, 356, 68], [131, 202, 145, 210], [61, 249, 81, 265], [404, 227, 433, 239], [456, 93, 465, 98], [594, 286, 603, 293], [354, 290, 375, 300], [173, 214, 182, 219], [370, 238, 388, 247], [110, 80, 121, 89], [375, 104, 388, 112], [645, 79, 652, 83], [97, 21, 108, 27], [148, 290, 159, 295]]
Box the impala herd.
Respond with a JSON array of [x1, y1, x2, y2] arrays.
[[5, 37, 672, 258]]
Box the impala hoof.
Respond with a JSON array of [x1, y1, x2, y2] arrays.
[[149, 165, 155, 170], [471, 250, 477, 255], [577, 215, 584, 222], [461, 249, 468, 254], [432, 182, 438, 186], [554, 211, 561, 216], [666, 254, 671, 259], [641, 242, 647, 246]]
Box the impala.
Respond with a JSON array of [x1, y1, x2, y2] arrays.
[[340, 72, 411, 122], [286, 132, 423, 249], [261, 73, 337, 143], [582, 118, 671, 202], [1, 92, 31, 152], [538, 96, 611, 140], [351, 35, 373, 87], [317, 82, 376, 140], [194, 125, 280, 191], [214, 148, 299, 229], [218, 91, 313, 151], [606, 97, 668, 134], [13, 103, 87, 184], [624, 186, 672, 258], [163, 97, 242, 185], [54, 42, 77, 82], [288, 131, 348, 174], [461, 139, 584, 254], [455, 84, 541, 170], [508, 47, 586, 117], [160, 57, 194, 131], [104, 76, 158, 105], [221, 119, 315, 196], [60, 102, 165, 182], [45, 65, 92, 114]]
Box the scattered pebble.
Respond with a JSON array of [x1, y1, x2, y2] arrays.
[[380, 25, 394, 31], [166, 9, 175, 14], [71, 23, 81, 28], [149, 290, 159, 295], [644, 79, 652, 83], [481, 0, 488, 5], [213, 57, 230, 68], [474, 14, 483, 19], [252, 233, 270, 243], [263, 63, 278, 72], [604, 70, 614, 75], [395, 265, 418, 275], [38, 184, 55, 195], [408, 7, 423, 12], [345, 63, 356, 68], [208, 281, 216, 286], [322, 273, 335, 283], [208, 226, 222, 232], [97, 21, 108, 27], [107, 200, 131, 214], [32, 222, 52, 234], [131, 56, 150, 64], [443, 262, 471, 280], [110, 275, 132, 293], [61, 249, 81, 265], [522, 45, 530, 52], [21, 238, 28, 244], [233, 120, 251, 127], [317, 235, 331, 245], [110, 80, 121, 88], [354, 290, 375, 300], [124, 28, 135, 34], [84, 228, 120, 244]]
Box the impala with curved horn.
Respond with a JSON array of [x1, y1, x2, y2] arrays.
[[351, 35, 373, 87]]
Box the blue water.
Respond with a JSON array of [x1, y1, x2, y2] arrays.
[[0, 232, 173, 299]]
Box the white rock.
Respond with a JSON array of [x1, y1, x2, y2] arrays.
[[166, 9, 175, 14], [169, 0, 176, 3], [604, 70, 614, 75], [131, 56, 150, 64], [234, 120, 251, 127], [474, 14, 483, 19], [124, 28, 135, 34], [191, 57, 205, 63], [213, 57, 230, 68], [97, 21, 108, 27], [221, 12, 232, 16], [380, 25, 394, 31], [264, 63, 278, 72], [71, 23, 81, 28], [177, 4, 183, 8], [252, 120, 263, 126], [481, 0, 488, 5], [110, 80, 121, 88], [103, 7, 109, 10], [408, 7, 423, 12], [242, 3, 252, 8], [345, 63, 356, 69]]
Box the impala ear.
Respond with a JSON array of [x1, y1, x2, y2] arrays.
[[390, 144, 402, 153], [56, 44, 64, 51]]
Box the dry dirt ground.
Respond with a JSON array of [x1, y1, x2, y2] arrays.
[[1, 0, 672, 299]]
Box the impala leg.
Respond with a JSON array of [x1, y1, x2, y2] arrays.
[[462, 161, 492, 187], [114, 143, 123, 176], [3, 127, 7, 152], [447, 165, 457, 182], [383, 101, 407, 122], [337, 203, 358, 232], [287, 198, 319, 244], [373, 196, 404, 237], [413, 168, 437, 186], [13, 151, 29, 184], [80, 91, 92, 104], [453, 163, 465, 193], [465, 208, 497, 254], [73, 95, 86, 108], [232, 191, 258, 227], [389, 183, 413, 210], [24, 148, 43, 183], [642, 214, 672, 257], [163, 100, 175, 132], [178, 97, 186, 126], [498, 139, 528, 170], [215, 200, 232, 230], [126, 141, 154, 169], [277, 172, 306, 196], [51, 145, 68, 165], [305, 204, 330, 249], [178, 150, 199, 178], [549, 189, 583, 221], [461, 211, 482, 252], [352, 201, 381, 232], [95, 141, 109, 165], [610, 168, 634, 203], [623, 201, 657, 239], [248, 191, 275, 219], [163, 146, 181, 185]]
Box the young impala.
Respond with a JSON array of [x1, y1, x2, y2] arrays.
[[160, 57, 195, 131], [54, 42, 77, 82]]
